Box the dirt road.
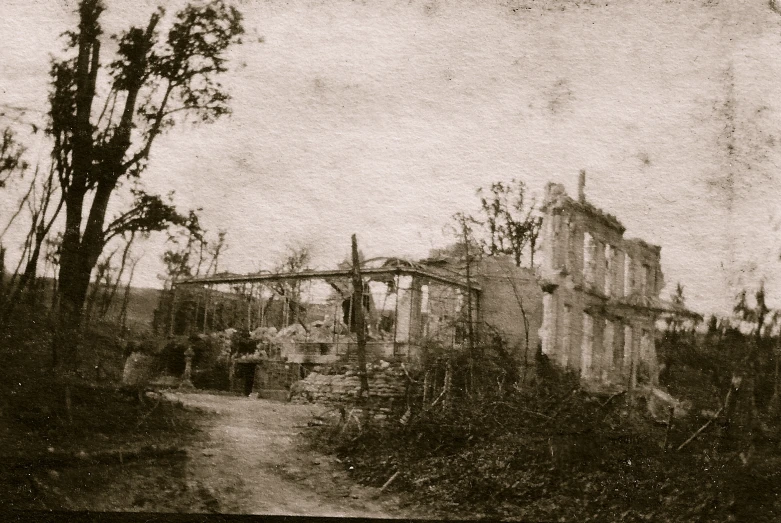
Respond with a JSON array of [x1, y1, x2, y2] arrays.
[[45, 392, 423, 518], [166, 392, 419, 517]]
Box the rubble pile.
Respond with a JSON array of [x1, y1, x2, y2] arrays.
[[195, 329, 235, 362], [247, 319, 356, 359], [290, 361, 407, 405]]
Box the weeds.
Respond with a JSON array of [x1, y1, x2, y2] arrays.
[[307, 353, 781, 521], [0, 306, 204, 510]]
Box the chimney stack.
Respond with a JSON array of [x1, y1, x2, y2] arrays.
[[578, 169, 586, 203]]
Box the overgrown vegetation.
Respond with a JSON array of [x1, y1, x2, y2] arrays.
[[308, 285, 781, 521], [0, 306, 205, 510]]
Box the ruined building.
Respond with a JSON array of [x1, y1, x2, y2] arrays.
[[538, 173, 674, 389], [162, 174, 694, 396]]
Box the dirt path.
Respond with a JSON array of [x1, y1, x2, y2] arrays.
[[160, 392, 421, 518], [19, 392, 426, 519], [20, 392, 425, 516]]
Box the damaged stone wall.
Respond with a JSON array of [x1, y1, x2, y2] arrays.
[[475, 256, 544, 366], [539, 181, 664, 387], [290, 362, 407, 407]]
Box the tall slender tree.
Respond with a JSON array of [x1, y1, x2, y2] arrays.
[[48, 0, 244, 371]]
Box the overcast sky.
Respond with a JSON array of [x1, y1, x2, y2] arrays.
[[2, 0, 781, 316]]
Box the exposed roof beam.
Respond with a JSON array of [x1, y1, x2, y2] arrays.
[[178, 266, 481, 292]]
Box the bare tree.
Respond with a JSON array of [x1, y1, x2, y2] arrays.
[[162, 210, 207, 289], [728, 283, 775, 438], [119, 254, 142, 333], [475, 179, 542, 267], [44, 233, 63, 312], [271, 244, 311, 326], [97, 231, 138, 320], [84, 249, 117, 325], [452, 212, 478, 357], [0, 127, 28, 189], [11, 163, 65, 307], [204, 229, 228, 277]]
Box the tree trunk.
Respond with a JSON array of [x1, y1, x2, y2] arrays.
[[20, 239, 42, 303], [51, 0, 102, 373], [119, 257, 138, 333], [55, 246, 93, 371], [0, 244, 5, 300]]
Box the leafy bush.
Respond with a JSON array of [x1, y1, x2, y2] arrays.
[[192, 360, 230, 390], [158, 338, 189, 376]]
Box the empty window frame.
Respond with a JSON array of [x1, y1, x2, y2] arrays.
[[641, 264, 651, 296], [584, 232, 596, 285], [604, 244, 614, 297]]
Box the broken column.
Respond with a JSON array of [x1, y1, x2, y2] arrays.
[[395, 275, 423, 346]]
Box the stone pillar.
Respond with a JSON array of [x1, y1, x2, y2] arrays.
[[552, 211, 563, 270], [180, 346, 195, 389], [580, 312, 594, 378], [615, 249, 626, 297], [540, 192, 558, 277], [395, 275, 422, 344]]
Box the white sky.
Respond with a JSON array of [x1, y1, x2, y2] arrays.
[[2, 0, 781, 316]]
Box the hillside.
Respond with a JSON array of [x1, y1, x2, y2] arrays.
[[1, 276, 163, 333]]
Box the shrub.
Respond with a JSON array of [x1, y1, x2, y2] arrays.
[[230, 329, 257, 357], [192, 359, 230, 391], [157, 338, 188, 376]]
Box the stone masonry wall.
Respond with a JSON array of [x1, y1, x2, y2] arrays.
[[290, 362, 407, 406]]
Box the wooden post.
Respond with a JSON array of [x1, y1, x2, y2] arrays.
[[351, 234, 370, 400], [259, 287, 266, 328], [346, 293, 353, 358], [203, 286, 210, 333], [423, 369, 431, 404], [393, 274, 400, 358], [247, 284, 252, 331], [443, 357, 453, 410]]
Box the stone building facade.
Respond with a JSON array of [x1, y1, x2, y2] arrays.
[[472, 256, 543, 368], [538, 178, 666, 388]]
